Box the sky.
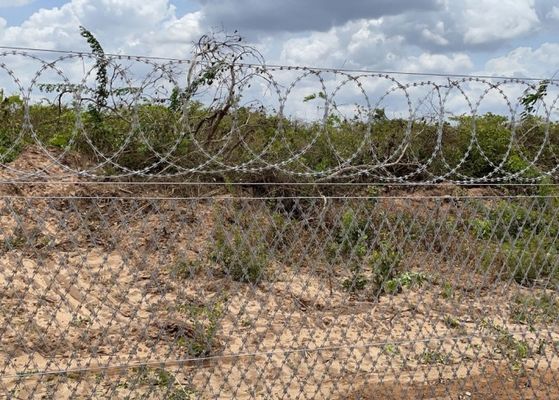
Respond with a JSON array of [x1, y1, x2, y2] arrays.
[[0, 0, 558, 78]]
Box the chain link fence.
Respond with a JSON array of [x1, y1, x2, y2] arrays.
[[1, 47, 559, 398]]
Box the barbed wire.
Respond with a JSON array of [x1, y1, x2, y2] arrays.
[[1, 45, 558, 82], [0, 47, 558, 183]]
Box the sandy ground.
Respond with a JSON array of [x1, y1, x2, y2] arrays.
[[1, 149, 558, 399]]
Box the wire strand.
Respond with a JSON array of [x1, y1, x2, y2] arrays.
[[1, 332, 525, 380], [1, 45, 557, 82]]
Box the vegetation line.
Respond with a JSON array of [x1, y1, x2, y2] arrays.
[[2, 194, 559, 201]]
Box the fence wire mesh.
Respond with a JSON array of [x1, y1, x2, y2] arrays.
[[1, 48, 559, 399]]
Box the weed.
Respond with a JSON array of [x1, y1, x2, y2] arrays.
[[343, 269, 430, 295], [341, 243, 405, 295], [341, 263, 368, 292], [337, 208, 372, 257], [397, 271, 428, 287], [341, 246, 428, 298], [535, 339, 546, 355], [381, 271, 429, 295], [383, 344, 399, 356], [369, 244, 403, 291], [472, 218, 492, 240], [2, 234, 27, 251], [481, 319, 531, 362], [94, 373, 104, 384], [444, 315, 461, 329], [176, 298, 224, 357], [489, 201, 542, 240], [267, 211, 299, 252], [127, 367, 197, 399], [211, 227, 270, 284], [483, 240, 558, 286], [510, 293, 559, 325], [69, 316, 91, 327], [0, 132, 22, 163], [417, 349, 452, 365], [366, 185, 381, 197], [440, 282, 455, 300], [2, 226, 48, 253], [170, 259, 203, 280]]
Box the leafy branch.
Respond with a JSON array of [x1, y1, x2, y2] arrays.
[[79, 25, 108, 112], [520, 80, 549, 120]]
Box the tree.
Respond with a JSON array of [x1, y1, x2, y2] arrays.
[[178, 31, 266, 148]]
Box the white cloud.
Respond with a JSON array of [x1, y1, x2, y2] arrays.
[[1, 4, 80, 49], [278, 18, 473, 75], [0, 0, 204, 99], [0, 0, 201, 55], [484, 43, 559, 78], [279, 19, 406, 69], [461, 0, 539, 45], [280, 30, 343, 67], [421, 22, 449, 46], [403, 53, 473, 73], [127, 11, 202, 58], [547, 6, 559, 20], [0, 0, 557, 82]]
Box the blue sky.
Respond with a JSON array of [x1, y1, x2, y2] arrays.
[[0, 0, 558, 78], [1, 1, 65, 25]]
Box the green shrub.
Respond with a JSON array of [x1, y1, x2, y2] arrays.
[[336, 208, 372, 257], [481, 319, 531, 363], [341, 262, 369, 292], [0, 130, 22, 163], [511, 293, 559, 325], [471, 197, 559, 288], [340, 244, 424, 296], [0, 93, 25, 163], [472, 218, 492, 240], [484, 239, 558, 286], [211, 227, 270, 284], [369, 244, 403, 291], [442, 114, 535, 179], [176, 299, 223, 357], [490, 201, 542, 239]]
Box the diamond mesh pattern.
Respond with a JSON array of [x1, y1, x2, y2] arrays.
[[1, 188, 558, 399]]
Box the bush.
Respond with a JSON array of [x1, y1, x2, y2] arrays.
[[341, 243, 420, 296], [484, 239, 559, 286], [211, 227, 270, 284], [511, 293, 559, 325], [332, 207, 385, 258], [176, 299, 224, 357]]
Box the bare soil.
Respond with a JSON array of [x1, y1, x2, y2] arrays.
[[1, 149, 558, 399]]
